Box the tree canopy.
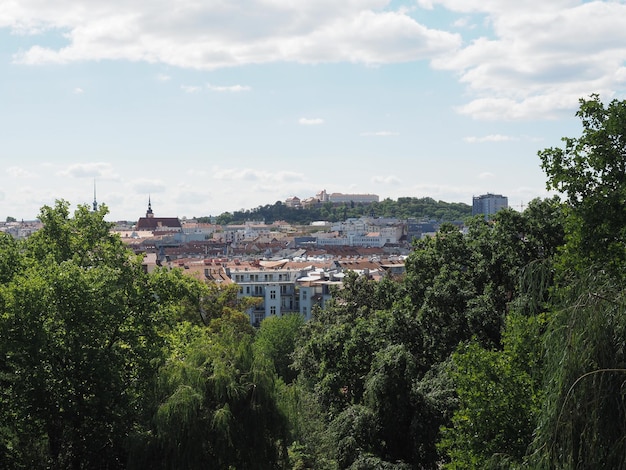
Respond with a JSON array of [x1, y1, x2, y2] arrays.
[[531, 95, 626, 468], [0, 201, 290, 469], [540, 94, 626, 274], [5, 95, 626, 469]]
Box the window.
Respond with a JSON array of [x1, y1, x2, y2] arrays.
[[270, 306, 276, 315], [270, 290, 276, 299], [302, 290, 307, 300]]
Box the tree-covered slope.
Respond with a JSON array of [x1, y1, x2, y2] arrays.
[[204, 197, 472, 225]]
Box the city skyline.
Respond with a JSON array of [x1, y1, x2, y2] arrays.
[[2, 1, 625, 221]]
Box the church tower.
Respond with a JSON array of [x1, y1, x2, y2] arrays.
[[135, 197, 182, 232], [146, 196, 154, 218]]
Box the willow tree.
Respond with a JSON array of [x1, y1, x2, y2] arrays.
[[529, 271, 626, 469], [531, 96, 626, 468], [134, 313, 289, 470]]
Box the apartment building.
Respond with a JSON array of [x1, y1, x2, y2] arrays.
[[141, 253, 405, 325], [472, 193, 508, 219], [221, 258, 403, 325], [226, 261, 311, 325], [315, 218, 403, 247]]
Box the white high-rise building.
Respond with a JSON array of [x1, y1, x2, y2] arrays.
[[472, 193, 508, 219]]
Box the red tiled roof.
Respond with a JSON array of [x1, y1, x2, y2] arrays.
[[136, 217, 182, 231]]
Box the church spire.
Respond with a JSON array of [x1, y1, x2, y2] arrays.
[[146, 196, 154, 218]]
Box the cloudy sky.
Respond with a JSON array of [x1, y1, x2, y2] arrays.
[[1, 0, 625, 221]]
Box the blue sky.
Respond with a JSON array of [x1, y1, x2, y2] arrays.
[[1, 0, 625, 221]]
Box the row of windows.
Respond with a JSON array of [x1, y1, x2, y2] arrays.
[[233, 273, 291, 283], [255, 305, 306, 324], [239, 285, 293, 295]]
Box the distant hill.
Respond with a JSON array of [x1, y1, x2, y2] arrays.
[[201, 197, 472, 225]]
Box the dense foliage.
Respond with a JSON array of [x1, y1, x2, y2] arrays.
[[290, 198, 565, 469], [530, 95, 626, 468], [0, 202, 291, 469], [2, 96, 626, 469], [203, 197, 471, 225]]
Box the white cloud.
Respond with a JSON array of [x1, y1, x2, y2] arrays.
[[5, 1, 460, 69], [416, 0, 435, 10], [212, 167, 305, 183], [5, 0, 626, 126], [452, 17, 475, 29], [73, 87, 84, 94], [299, 117, 324, 125], [207, 83, 251, 92], [464, 134, 518, 143], [131, 178, 166, 194], [372, 175, 401, 184], [213, 168, 261, 181], [156, 73, 171, 81], [57, 162, 119, 179], [174, 188, 210, 206], [360, 130, 399, 136], [6, 166, 36, 178], [429, 1, 626, 120], [181, 85, 202, 93], [187, 168, 208, 177], [206, 169, 314, 210], [478, 172, 495, 179]]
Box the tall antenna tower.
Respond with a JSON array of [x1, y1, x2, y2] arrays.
[[92, 179, 98, 211]]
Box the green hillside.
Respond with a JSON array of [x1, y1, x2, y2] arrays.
[[204, 196, 472, 225]]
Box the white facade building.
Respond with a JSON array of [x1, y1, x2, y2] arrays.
[[315, 190, 379, 204], [227, 264, 307, 325], [472, 193, 508, 219], [315, 221, 401, 247], [224, 262, 344, 324]]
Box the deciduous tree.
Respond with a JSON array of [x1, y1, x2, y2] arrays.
[[1, 201, 164, 469], [540, 94, 626, 274]]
